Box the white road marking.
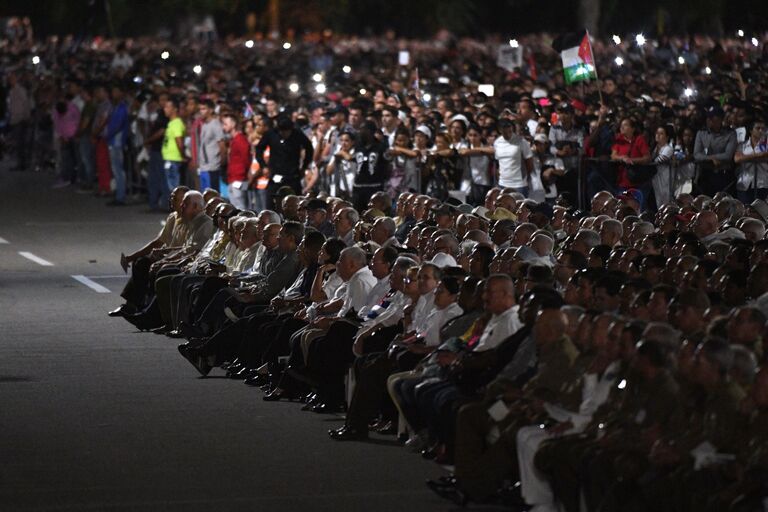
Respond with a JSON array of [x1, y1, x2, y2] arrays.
[[84, 274, 129, 279], [71, 275, 111, 293], [0, 237, 9, 244], [18, 251, 54, 266]]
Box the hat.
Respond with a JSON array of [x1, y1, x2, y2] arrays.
[[471, 206, 492, 222], [489, 207, 518, 221], [498, 118, 513, 128], [533, 133, 549, 144], [444, 197, 472, 214], [272, 185, 296, 198], [415, 125, 432, 139], [305, 198, 328, 211], [750, 199, 768, 223], [450, 114, 470, 128], [556, 102, 574, 113], [706, 105, 725, 118]]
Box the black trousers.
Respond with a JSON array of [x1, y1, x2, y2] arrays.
[[307, 320, 361, 405], [120, 256, 153, 307]]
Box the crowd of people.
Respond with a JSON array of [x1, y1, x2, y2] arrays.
[[4, 25, 768, 511]]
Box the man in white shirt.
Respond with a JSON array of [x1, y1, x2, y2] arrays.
[[304, 246, 378, 411], [494, 119, 534, 196], [473, 275, 523, 351]]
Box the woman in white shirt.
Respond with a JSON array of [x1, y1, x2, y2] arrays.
[[735, 119, 768, 204], [460, 124, 495, 205], [651, 125, 675, 207]]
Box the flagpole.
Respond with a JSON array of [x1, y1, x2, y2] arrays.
[[585, 29, 604, 105]]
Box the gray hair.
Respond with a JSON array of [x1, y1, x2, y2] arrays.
[[634, 221, 655, 236], [575, 229, 601, 248], [260, 210, 282, 225], [184, 190, 205, 208], [375, 217, 397, 237], [343, 207, 360, 226], [341, 246, 368, 268]]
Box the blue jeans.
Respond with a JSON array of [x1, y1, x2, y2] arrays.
[[199, 169, 221, 192], [510, 186, 529, 197], [108, 142, 126, 202], [78, 136, 95, 185], [249, 189, 268, 211], [148, 150, 169, 209], [165, 161, 182, 191]]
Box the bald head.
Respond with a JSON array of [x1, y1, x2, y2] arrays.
[[182, 191, 205, 220], [693, 211, 718, 238], [534, 309, 568, 345], [483, 274, 516, 314]]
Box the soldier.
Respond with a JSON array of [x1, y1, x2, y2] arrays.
[[427, 307, 580, 505]]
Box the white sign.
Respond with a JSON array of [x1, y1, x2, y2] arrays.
[[398, 51, 410, 66], [497, 45, 523, 72]]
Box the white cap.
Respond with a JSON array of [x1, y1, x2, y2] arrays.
[[415, 125, 432, 139], [450, 114, 470, 128]]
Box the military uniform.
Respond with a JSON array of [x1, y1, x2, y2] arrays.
[[453, 335, 580, 500]]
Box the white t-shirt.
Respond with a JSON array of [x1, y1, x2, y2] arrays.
[[494, 135, 533, 189], [474, 305, 523, 351]]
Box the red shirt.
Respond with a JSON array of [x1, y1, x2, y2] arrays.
[[227, 132, 250, 182], [612, 134, 650, 188]]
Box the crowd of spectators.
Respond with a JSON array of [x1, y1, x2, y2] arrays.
[[4, 24, 768, 511]]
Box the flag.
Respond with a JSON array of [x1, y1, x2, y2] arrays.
[[553, 31, 597, 84]]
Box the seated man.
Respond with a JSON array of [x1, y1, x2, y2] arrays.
[[184, 221, 305, 337], [329, 273, 464, 440], [109, 185, 189, 316], [119, 191, 215, 328]]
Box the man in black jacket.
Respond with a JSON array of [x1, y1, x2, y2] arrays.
[[255, 115, 313, 203]]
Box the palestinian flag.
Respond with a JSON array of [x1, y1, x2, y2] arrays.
[[553, 31, 597, 84]]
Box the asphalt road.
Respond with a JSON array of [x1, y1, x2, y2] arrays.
[[0, 167, 463, 512]]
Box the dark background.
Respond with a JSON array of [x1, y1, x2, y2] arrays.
[[1, 0, 767, 39]]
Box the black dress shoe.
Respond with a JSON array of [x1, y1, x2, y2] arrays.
[[108, 304, 135, 317], [244, 374, 268, 387], [166, 329, 185, 339], [226, 365, 244, 379], [151, 325, 170, 335], [177, 345, 212, 376], [328, 426, 368, 441], [311, 402, 346, 414], [263, 389, 298, 402], [426, 479, 467, 506], [178, 321, 204, 339], [421, 446, 437, 460]]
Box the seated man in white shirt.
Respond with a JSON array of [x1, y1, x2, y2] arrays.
[[398, 274, 523, 448], [330, 274, 465, 440], [298, 246, 379, 411]]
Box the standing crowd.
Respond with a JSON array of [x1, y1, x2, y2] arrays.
[[4, 26, 768, 511]]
